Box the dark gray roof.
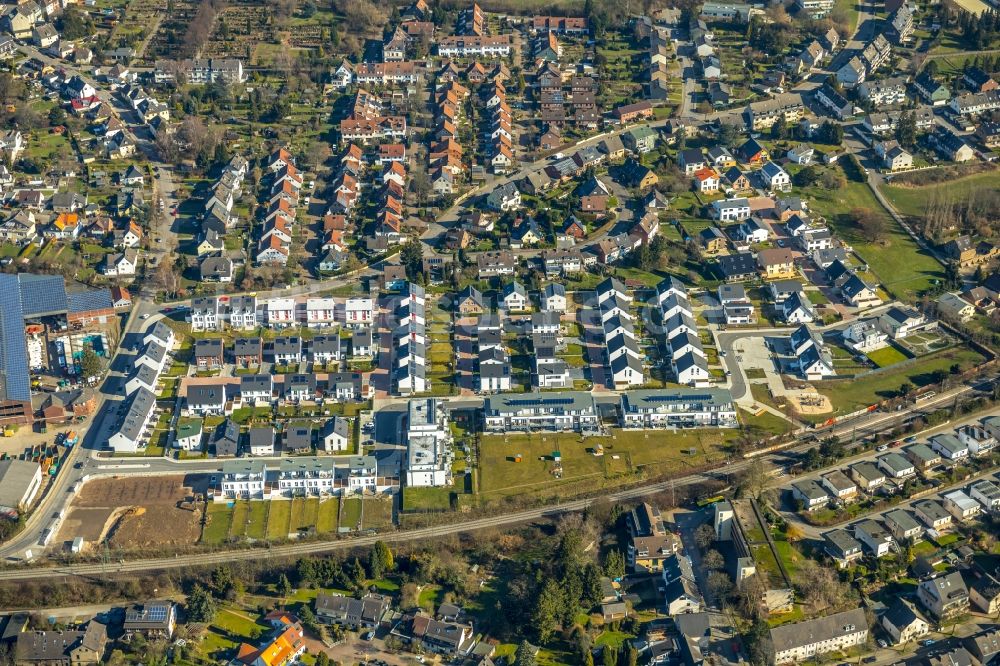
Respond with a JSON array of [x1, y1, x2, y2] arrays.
[[284, 426, 313, 451], [717, 252, 757, 278], [188, 384, 226, 406], [770, 608, 868, 653], [272, 336, 302, 354], [311, 335, 341, 354], [233, 337, 261, 356], [118, 387, 157, 443], [322, 416, 350, 439], [247, 426, 274, 449], [883, 599, 922, 631], [194, 338, 223, 356], [213, 420, 239, 456]]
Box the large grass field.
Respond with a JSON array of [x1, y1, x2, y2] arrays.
[[806, 179, 944, 302], [882, 170, 1000, 219], [813, 346, 985, 414], [477, 427, 732, 499]]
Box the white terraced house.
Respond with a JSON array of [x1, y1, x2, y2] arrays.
[[344, 298, 374, 327], [305, 298, 337, 328], [265, 298, 296, 328]]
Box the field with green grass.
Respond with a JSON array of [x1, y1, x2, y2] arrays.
[[202, 503, 233, 544], [814, 346, 985, 413], [403, 486, 454, 511], [740, 408, 795, 437], [882, 170, 1000, 219], [478, 427, 732, 499], [341, 498, 362, 530], [807, 179, 944, 301], [265, 500, 291, 539]]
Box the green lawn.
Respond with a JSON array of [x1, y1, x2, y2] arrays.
[[246, 502, 268, 539], [202, 504, 234, 544], [418, 584, 442, 610], [362, 498, 395, 529], [740, 408, 795, 437], [402, 486, 453, 511], [341, 498, 362, 530], [867, 346, 909, 368], [316, 499, 339, 534], [883, 171, 1000, 219], [478, 427, 731, 498], [806, 178, 944, 301], [212, 607, 263, 641], [594, 630, 635, 650], [229, 501, 250, 538], [289, 497, 319, 533], [814, 347, 985, 413], [265, 500, 291, 539]]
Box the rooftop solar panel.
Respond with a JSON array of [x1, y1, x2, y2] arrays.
[[0, 275, 29, 402], [67, 288, 114, 313], [19, 274, 68, 317]]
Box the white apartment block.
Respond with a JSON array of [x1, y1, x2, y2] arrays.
[[405, 398, 454, 488]]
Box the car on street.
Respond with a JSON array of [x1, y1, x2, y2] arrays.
[[140, 314, 150, 319], [876, 444, 887, 452]]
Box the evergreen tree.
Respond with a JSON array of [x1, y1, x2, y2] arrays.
[[368, 541, 395, 580], [186, 585, 216, 623], [531, 580, 562, 644], [276, 573, 292, 597], [604, 549, 626, 579], [515, 640, 537, 666]]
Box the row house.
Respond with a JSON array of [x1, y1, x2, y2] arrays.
[[353, 62, 420, 86], [655, 277, 709, 386], [598, 278, 645, 388], [437, 35, 512, 58]]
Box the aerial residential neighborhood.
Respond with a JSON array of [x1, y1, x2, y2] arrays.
[[1, 0, 1000, 663]]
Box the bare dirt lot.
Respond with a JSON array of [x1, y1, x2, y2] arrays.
[[57, 476, 202, 552]]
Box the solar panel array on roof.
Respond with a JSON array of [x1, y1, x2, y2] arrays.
[[18, 274, 68, 317], [0, 274, 30, 402], [67, 289, 114, 313], [506, 397, 574, 406], [151, 606, 167, 620], [646, 394, 710, 403]]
